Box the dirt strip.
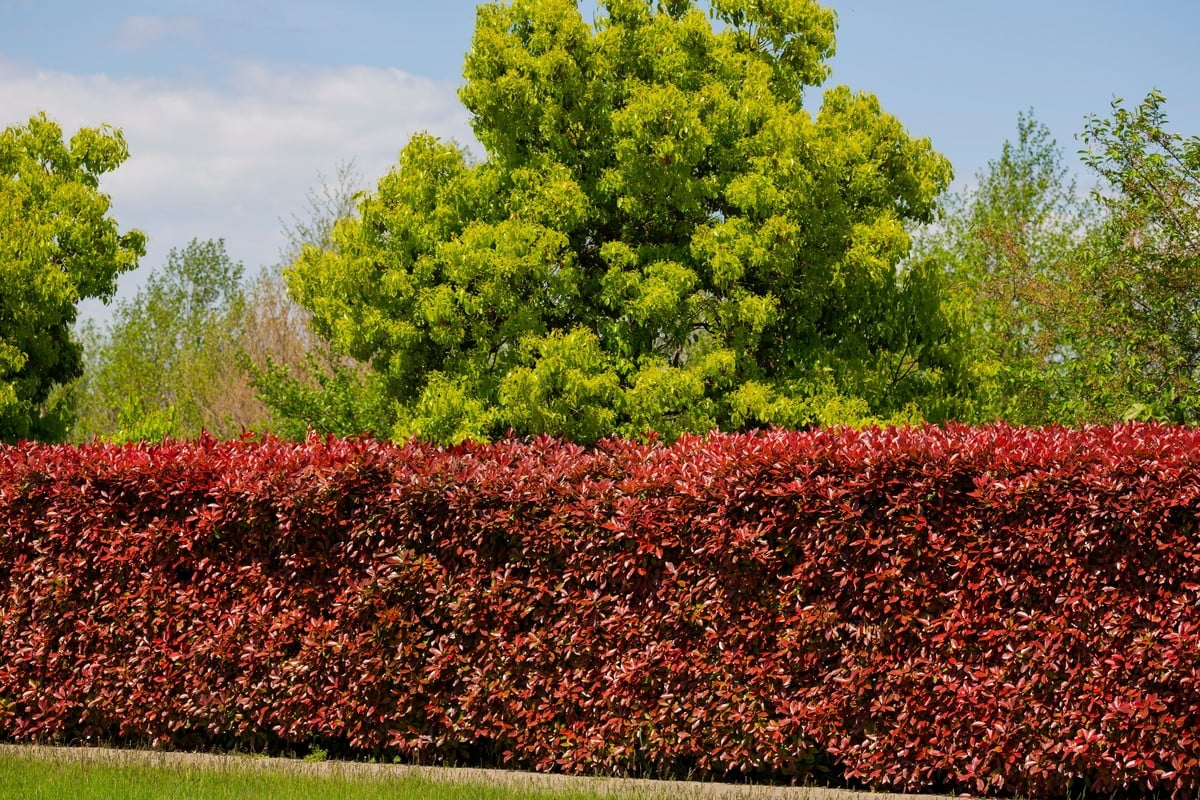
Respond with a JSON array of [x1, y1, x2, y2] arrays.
[[0, 743, 958, 800]]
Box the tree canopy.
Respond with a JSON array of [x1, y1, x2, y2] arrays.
[[924, 92, 1200, 426], [73, 238, 267, 441], [915, 113, 1096, 424], [1076, 90, 1200, 423], [283, 0, 964, 444], [0, 113, 145, 441]]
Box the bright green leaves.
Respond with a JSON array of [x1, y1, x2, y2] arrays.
[[499, 328, 622, 442], [605, 81, 715, 230], [710, 0, 836, 99], [624, 357, 715, 438], [814, 87, 951, 226], [0, 113, 145, 441], [284, 0, 964, 444], [624, 260, 699, 344], [462, 0, 599, 170], [394, 372, 492, 444]]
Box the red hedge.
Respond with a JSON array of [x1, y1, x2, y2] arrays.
[[2, 424, 1200, 797]]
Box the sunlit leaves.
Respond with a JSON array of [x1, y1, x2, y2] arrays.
[[0, 113, 145, 441], [285, 0, 961, 444]]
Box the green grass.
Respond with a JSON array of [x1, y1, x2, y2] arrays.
[[0, 750, 706, 800]]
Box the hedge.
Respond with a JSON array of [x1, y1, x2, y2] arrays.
[[2, 424, 1200, 797]]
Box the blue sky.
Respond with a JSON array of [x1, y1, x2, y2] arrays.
[[2, 1, 1199, 320]]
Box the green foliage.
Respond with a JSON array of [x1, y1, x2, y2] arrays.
[[916, 112, 1096, 424], [73, 238, 266, 441], [248, 353, 394, 440], [245, 163, 393, 439], [285, 0, 963, 444], [0, 112, 145, 441], [928, 93, 1200, 426], [1077, 90, 1200, 423], [110, 398, 179, 443]]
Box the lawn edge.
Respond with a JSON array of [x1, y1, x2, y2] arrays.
[[0, 743, 960, 800]]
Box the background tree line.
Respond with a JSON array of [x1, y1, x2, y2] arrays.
[[922, 89, 1200, 426], [3, 0, 1198, 446], [69, 162, 374, 442]]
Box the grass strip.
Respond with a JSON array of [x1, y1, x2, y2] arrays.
[[0, 749, 641, 800], [0, 745, 934, 800]]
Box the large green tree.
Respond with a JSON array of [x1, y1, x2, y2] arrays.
[[286, 0, 963, 444], [0, 113, 145, 441]]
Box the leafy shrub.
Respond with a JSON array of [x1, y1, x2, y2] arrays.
[[2, 424, 1199, 797]]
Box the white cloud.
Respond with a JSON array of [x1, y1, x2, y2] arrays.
[[0, 58, 476, 322], [109, 15, 205, 51]]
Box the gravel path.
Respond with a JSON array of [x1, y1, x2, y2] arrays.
[[0, 744, 955, 800]]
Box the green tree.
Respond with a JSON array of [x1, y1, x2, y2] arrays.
[[916, 113, 1097, 424], [73, 238, 267, 441], [0, 112, 145, 441], [924, 92, 1200, 425], [1076, 90, 1200, 423], [284, 0, 962, 444]]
